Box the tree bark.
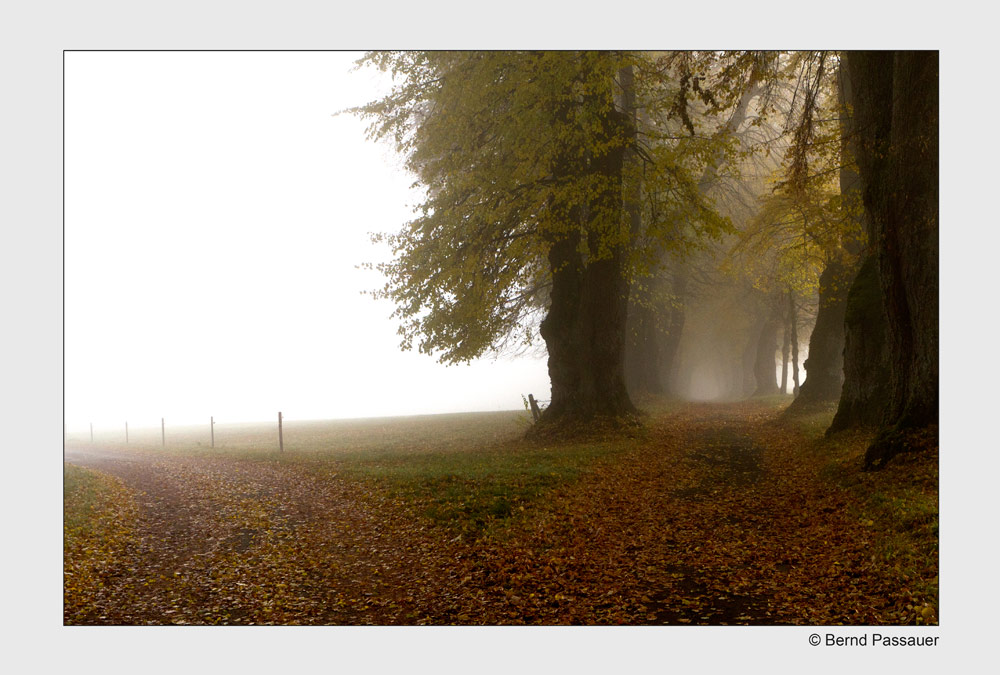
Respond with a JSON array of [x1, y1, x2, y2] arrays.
[[780, 317, 790, 395], [828, 255, 892, 432], [843, 51, 939, 468], [538, 76, 637, 426], [622, 64, 664, 398], [742, 312, 765, 397], [789, 289, 800, 396], [818, 58, 873, 423], [539, 230, 637, 423], [787, 261, 850, 411], [624, 285, 664, 396], [663, 267, 688, 395], [752, 304, 782, 396]]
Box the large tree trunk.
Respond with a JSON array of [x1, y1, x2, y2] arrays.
[[540, 232, 636, 423], [539, 77, 637, 426], [787, 260, 850, 411], [821, 59, 874, 425], [844, 51, 939, 468], [828, 256, 892, 432]]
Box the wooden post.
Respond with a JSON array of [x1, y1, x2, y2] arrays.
[[90, 423, 93, 443], [162, 417, 165, 447], [278, 412, 284, 452], [211, 416, 215, 448], [528, 394, 542, 423], [125, 421, 129, 444]]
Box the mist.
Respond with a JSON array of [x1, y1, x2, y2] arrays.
[[64, 52, 549, 432]]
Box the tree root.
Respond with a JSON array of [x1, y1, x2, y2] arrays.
[[525, 412, 644, 443], [863, 425, 938, 471]]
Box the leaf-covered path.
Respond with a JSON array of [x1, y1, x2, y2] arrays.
[[64, 446, 459, 624], [64, 402, 937, 625]]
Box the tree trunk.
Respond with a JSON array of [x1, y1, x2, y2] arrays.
[[828, 256, 892, 433], [820, 59, 876, 434], [787, 260, 850, 412], [780, 318, 790, 395], [621, 64, 663, 399], [624, 285, 664, 396], [663, 266, 688, 395], [844, 51, 939, 468], [789, 289, 800, 396], [539, 233, 636, 423], [539, 78, 637, 426], [753, 305, 781, 396], [742, 312, 765, 397]]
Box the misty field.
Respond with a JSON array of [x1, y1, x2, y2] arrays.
[[63, 399, 937, 626]]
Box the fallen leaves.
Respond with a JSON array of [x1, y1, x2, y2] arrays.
[[63, 465, 141, 624], [63, 399, 937, 626]]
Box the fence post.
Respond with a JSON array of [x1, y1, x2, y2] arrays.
[[125, 421, 129, 444], [278, 412, 284, 452], [211, 416, 215, 448], [528, 394, 542, 423], [90, 423, 94, 444], [162, 418, 165, 447]]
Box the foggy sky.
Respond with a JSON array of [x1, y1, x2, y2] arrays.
[[64, 52, 550, 432]]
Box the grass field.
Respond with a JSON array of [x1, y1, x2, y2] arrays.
[[66, 410, 626, 540]]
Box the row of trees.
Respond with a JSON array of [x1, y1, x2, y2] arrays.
[[351, 51, 938, 468]]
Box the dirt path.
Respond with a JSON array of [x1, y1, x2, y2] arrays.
[[65, 403, 919, 625], [425, 403, 891, 624], [64, 447, 456, 624]]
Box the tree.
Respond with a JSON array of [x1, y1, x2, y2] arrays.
[[623, 52, 772, 399], [827, 255, 892, 432], [841, 51, 939, 468], [717, 53, 868, 413], [352, 51, 726, 427], [786, 59, 864, 412], [752, 296, 783, 396]]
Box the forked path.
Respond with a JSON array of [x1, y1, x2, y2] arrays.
[[65, 404, 913, 625]]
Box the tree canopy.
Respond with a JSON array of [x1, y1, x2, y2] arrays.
[[352, 51, 731, 367]]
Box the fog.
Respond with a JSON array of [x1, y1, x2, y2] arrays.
[[64, 52, 549, 433]]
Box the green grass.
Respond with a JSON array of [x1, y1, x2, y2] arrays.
[[334, 439, 621, 538], [64, 464, 138, 551], [64, 464, 115, 534], [766, 400, 939, 623], [73, 410, 622, 539], [807, 423, 939, 623], [64, 464, 139, 623], [95, 410, 532, 458]]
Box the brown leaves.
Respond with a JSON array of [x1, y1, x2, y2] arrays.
[[64, 400, 936, 625], [63, 465, 141, 624]]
